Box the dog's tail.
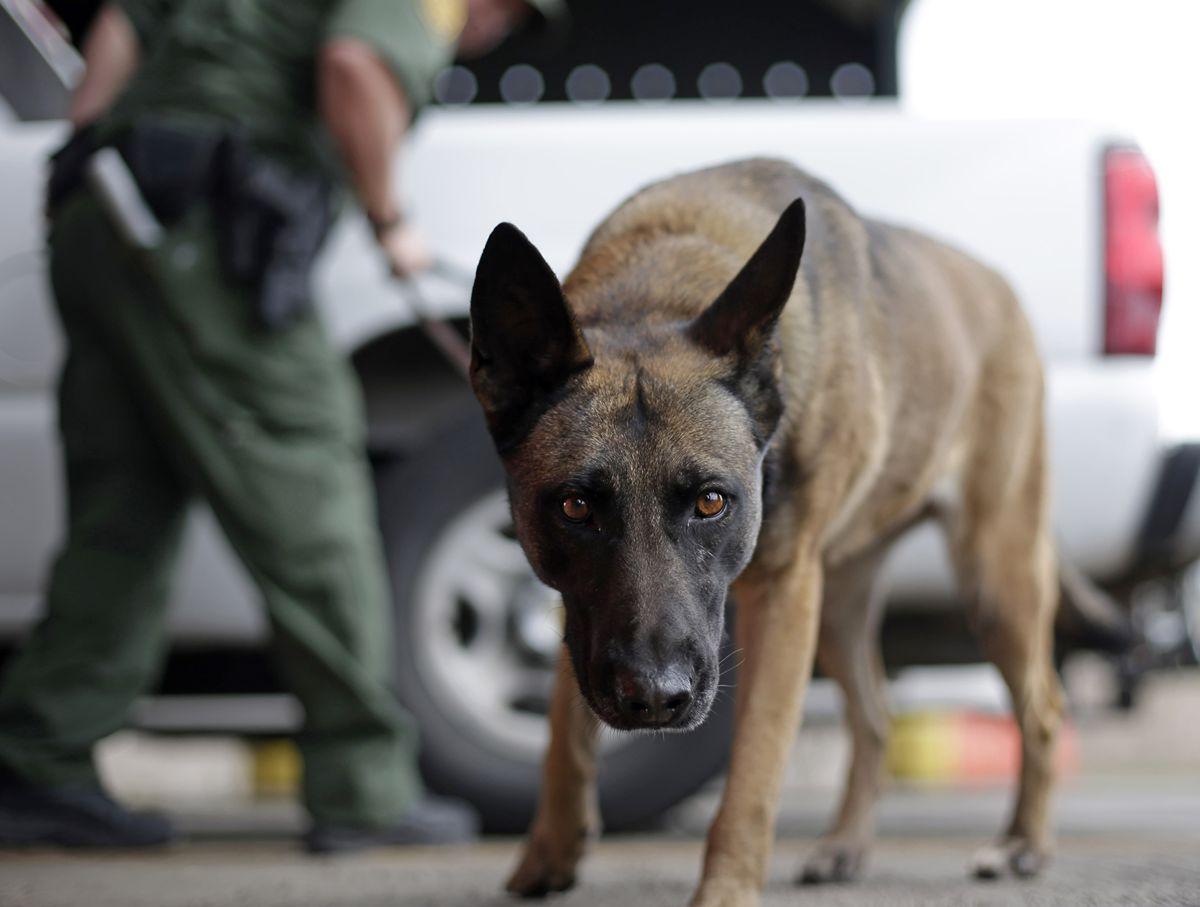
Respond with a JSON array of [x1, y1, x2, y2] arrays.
[[1055, 555, 1136, 653]]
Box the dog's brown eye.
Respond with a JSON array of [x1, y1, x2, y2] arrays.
[[695, 491, 727, 519], [561, 495, 591, 523]]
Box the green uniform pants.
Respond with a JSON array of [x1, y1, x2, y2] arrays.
[[0, 191, 421, 827]]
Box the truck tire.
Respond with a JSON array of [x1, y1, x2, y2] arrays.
[[375, 407, 734, 833]]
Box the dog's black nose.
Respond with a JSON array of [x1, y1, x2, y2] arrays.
[[614, 665, 694, 727]]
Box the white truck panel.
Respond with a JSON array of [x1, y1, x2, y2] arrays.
[[0, 396, 58, 635], [0, 122, 62, 390], [392, 102, 1109, 361]]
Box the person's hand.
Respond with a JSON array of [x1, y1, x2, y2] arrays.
[[377, 219, 433, 278]]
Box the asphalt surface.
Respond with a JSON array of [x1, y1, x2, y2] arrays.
[[3, 672, 1200, 906], [3, 781, 1199, 907], [3, 835, 1198, 907]]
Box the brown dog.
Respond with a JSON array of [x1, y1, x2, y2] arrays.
[[467, 158, 1063, 906]]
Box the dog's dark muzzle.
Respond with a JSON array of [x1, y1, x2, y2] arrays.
[[586, 646, 717, 731], [565, 592, 726, 731], [613, 662, 695, 728]]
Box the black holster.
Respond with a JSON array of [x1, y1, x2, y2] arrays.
[[47, 120, 333, 331], [211, 137, 334, 331]]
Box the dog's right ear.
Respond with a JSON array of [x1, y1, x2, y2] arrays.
[[469, 223, 593, 445]]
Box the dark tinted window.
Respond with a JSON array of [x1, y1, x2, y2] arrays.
[[452, 0, 902, 106]]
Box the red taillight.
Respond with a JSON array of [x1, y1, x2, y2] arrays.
[[1104, 147, 1164, 355]]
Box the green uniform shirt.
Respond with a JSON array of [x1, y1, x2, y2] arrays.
[[106, 0, 461, 175]]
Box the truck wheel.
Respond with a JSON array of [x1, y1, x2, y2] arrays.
[[375, 408, 734, 833]]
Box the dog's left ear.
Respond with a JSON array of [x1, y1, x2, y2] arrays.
[[687, 197, 806, 363], [469, 222, 594, 445]]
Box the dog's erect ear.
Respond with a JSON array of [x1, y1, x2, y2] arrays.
[[687, 198, 806, 362], [469, 223, 593, 443], [687, 198, 805, 445]]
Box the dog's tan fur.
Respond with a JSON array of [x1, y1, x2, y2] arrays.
[[502, 159, 1064, 905]]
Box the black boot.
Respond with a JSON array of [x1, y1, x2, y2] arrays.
[[304, 795, 480, 854], [0, 770, 175, 848]]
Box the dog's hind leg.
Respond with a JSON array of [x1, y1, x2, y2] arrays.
[[506, 649, 601, 897], [798, 547, 890, 885], [949, 365, 1065, 880]]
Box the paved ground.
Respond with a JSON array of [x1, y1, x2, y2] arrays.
[[4, 780, 1199, 907], [3, 672, 1200, 906], [2, 836, 1199, 907]]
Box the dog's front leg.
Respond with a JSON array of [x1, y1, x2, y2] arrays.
[[691, 557, 823, 907], [507, 648, 600, 897]]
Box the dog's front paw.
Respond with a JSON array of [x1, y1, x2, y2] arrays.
[[970, 836, 1050, 880], [797, 837, 868, 885], [688, 878, 761, 907], [505, 828, 587, 898]]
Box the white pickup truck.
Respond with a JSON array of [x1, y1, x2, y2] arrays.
[[1, 4, 1196, 833]]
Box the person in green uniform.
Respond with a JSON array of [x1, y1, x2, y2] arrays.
[[0, 0, 556, 851]]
